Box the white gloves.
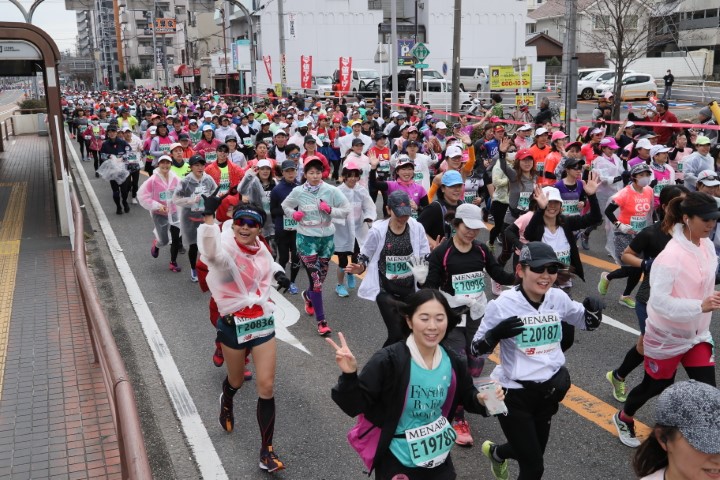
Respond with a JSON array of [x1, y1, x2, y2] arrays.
[[409, 256, 429, 285]]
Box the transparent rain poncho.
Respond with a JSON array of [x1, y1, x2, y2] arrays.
[[172, 173, 217, 245], [333, 183, 376, 252], [197, 220, 283, 316]]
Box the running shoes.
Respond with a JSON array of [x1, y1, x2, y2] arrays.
[[190, 269, 198, 283], [335, 284, 349, 298], [612, 412, 640, 447], [452, 419, 473, 447], [213, 346, 224, 367], [219, 392, 234, 432], [259, 446, 285, 472], [287, 283, 298, 295], [169, 261, 182, 272], [301, 290, 314, 315], [606, 370, 628, 402], [317, 321, 332, 336], [619, 296, 636, 309], [597, 271, 610, 295], [150, 239, 159, 258], [481, 440, 509, 480]]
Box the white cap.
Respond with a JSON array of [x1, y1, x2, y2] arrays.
[[542, 186, 563, 203], [169, 142, 183, 151], [636, 138, 652, 150], [650, 145, 670, 158], [454, 203, 487, 230], [625, 121, 635, 128], [203, 111, 212, 118], [149, 126, 157, 134], [590, 127, 605, 135], [535, 127, 549, 136], [157, 154, 172, 163], [188, 119, 198, 124], [446, 145, 464, 159], [256, 159, 272, 169], [518, 124, 533, 132], [390, 111, 399, 118], [261, 119, 271, 125], [436, 121, 447, 130], [202, 125, 214, 131], [274, 129, 288, 137]]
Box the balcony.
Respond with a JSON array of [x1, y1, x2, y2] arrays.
[[138, 46, 154, 56], [120, 12, 129, 24], [679, 27, 720, 47], [678, 16, 720, 30]]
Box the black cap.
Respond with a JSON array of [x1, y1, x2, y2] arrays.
[[351, 138, 364, 146], [374, 133, 387, 141], [281, 160, 297, 171], [178, 133, 190, 140], [304, 135, 316, 144], [564, 157, 585, 170], [106, 125, 118, 132], [518, 242, 565, 268], [188, 154, 206, 166]]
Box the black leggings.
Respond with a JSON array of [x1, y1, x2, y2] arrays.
[[375, 451, 456, 480], [128, 170, 140, 198], [369, 188, 388, 214], [91, 150, 100, 171], [336, 240, 360, 269], [377, 291, 406, 347], [496, 388, 560, 480], [189, 244, 198, 270], [623, 366, 716, 417], [110, 178, 131, 207], [489, 201, 509, 244], [331, 160, 341, 180], [275, 229, 300, 282], [78, 138, 87, 158], [607, 266, 642, 296]]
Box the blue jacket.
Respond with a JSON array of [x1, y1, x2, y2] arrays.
[[270, 178, 299, 232]]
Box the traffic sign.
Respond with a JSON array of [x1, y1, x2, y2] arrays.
[[411, 42, 430, 61], [414, 63, 429, 69]]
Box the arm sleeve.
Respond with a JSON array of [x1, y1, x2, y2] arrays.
[[196, 223, 231, 269], [358, 228, 379, 264], [648, 264, 703, 322], [503, 223, 522, 250], [559, 295, 588, 330], [498, 153, 517, 181], [423, 245, 445, 289], [427, 182, 439, 202], [172, 180, 197, 207], [605, 201, 619, 224], [461, 146, 476, 175], [369, 168, 389, 193], [683, 156, 699, 186], [149, 137, 164, 157], [483, 244, 516, 285]]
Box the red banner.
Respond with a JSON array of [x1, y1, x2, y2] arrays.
[[263, 55, 272, 83], [339, 56, 352, 95], [300, 55, 313, 89]]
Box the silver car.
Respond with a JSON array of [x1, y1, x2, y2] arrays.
[[305, 75, 334, 96]]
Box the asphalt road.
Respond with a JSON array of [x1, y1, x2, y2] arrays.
[[68, 137, 720, 480], [0, 89, 23, 121]]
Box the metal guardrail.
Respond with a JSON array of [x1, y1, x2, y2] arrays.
[[69, 188, 153, 480]]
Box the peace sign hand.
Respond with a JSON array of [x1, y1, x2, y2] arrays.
[[325, 332, 358, 374], [202, 185, 223, 216]]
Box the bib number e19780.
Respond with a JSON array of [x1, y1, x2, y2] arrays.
[[405, 416, 457, 468]]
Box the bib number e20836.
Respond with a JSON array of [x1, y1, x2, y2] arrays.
[[405, 416, 456, 468], [235, 315, 275, 343]]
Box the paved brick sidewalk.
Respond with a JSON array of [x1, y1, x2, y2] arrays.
[[0, 136, 120, 479]]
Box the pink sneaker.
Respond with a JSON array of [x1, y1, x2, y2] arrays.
[[453, 419, 474, 447], [169, 261, 182, 272]]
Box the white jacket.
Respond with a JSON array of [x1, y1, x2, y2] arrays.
[[333, 183, 376, 252], [357, 218, 430, 301]]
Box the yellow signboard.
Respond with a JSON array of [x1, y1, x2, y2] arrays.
[[274, 83, 282, 96], [489, 65, 533, 89], [515, 93, 536, 106]]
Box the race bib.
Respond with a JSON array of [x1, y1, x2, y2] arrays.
[[413, 171, 424, 183], [318, 134, 328, 143], [517, 191, 531, 211], [159, 145, 171, 153], [191, 186, 206, 212], [677, 161, 683, 173], [385, 255, 412, 279], [405, 416, 457, 468], [653, 179, 669, 195], [536, 161, 545, 174], [562, 200, 579, 216], [126, 152, 139, 165], [234, 315, 274, 343], [159, 190, 171, 202], [84, 135, 91, 140], [243, 137, 254, 147], [377, 161, 390, 173], [516, 312, 561, 355], [464, 191, 477, 204], [555, 249, 571, 266], [451, 271, 485, 295], [283, 216, 298, 231], [205, 152, 218, 162], [630, 215, 646, 232]]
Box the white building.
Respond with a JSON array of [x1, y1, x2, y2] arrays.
[[221, 0, 542, 93]]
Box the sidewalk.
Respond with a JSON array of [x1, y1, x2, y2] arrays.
[[0, 135, 120, 479]]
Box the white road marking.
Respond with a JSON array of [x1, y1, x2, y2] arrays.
[[602, 315, 641, 336], [67, 132, 229, 480]]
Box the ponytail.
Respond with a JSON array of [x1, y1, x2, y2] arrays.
[[661, 196, 684, 233]]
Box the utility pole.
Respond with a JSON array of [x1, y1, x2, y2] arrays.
[[278, 0, 287, 96], [228, 0, 257, 98], [450, 0, 462, 113], [221, 6, 229, 94], [562, 0, 578, 137], [390, 0, 398, 107], [148, 6, 159, 90]]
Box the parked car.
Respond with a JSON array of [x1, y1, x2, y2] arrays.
[[402, 78, 473, 112], [595, 73, 657, 100], [458, 66, 490, 92], [577, 70, 634, 100], [304, 75, 334, 96], [383, 69, 443, 92]]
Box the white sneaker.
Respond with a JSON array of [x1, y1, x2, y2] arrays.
[[131, 197, 138, 205], [612, 412, 641, 448]]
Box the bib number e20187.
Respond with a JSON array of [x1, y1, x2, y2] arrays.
[[235, 315, 274, 343], [405, 416, 456, 468], [515, 312, 561, 355]]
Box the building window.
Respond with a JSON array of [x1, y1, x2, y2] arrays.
[[593, 15, 610, 29], [527, 23, 536, 34], [624, 15, 638, 30]]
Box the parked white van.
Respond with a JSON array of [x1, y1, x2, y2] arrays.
[[403, 79, 473, 112], [458, 66, 490, 92]]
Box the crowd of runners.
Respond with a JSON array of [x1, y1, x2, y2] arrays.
[[61, 87, 720, 479]]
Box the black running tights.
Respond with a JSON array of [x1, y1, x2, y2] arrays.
[[623, 366, 716, 417], [607, 266, 642, 296]]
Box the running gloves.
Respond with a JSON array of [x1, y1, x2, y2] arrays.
[[583, 296, 604, 331], [471, 316, 525, 356]]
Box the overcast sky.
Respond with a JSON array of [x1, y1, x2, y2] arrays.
[[2, 1, 80, 54]]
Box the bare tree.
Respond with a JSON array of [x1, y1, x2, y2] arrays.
[[579, 0, 671, 120]]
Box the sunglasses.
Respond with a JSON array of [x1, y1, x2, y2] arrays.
[[289, 153, 301, 158], [528, 264, 560, 274], [567, 165, 583, 170], [702, 176, 719, 181], [234, 217, 261, 228]]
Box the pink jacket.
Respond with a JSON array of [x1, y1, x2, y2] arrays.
[[645, 224, 717, 359], [194, 138, 222, 159], [137, 169, 180, 224], [82, 125, 106, 151]]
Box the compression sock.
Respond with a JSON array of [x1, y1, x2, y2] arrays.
[[223, 376, 240, 397], [257, 397, 276, 448], [615, 346, 644, 380], [307, 291, 325, 321]]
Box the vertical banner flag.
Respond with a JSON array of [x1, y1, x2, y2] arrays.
[[280, 54, 288, 89], [300, 55, 313, 89], [339, 57, 352, 95], [263, 55, 272, 83]]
